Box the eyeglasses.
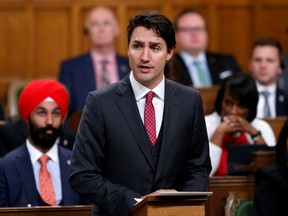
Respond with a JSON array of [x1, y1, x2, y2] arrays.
[[177, 27, 206, 33]]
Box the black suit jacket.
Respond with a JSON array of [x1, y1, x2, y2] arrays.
[[276, 86, 288, 116], [254, 165, 288, 216], [165, 52, 241, 86], [58, 53, 130, 112], [0, 144, 86, 206], [69, 75, 211, 215]]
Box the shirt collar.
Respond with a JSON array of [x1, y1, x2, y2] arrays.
[[26, 138, 59, 164], [129, 72, 165, 102], [179, 51, 207, 64], [256, 81, 276, 93], [90, 49, 116, 63]]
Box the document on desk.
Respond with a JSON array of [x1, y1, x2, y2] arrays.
[[134, 191, 213, 204], [155, 191, 213, 197]]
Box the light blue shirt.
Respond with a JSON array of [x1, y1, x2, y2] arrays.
[[179, 51, 212, 87], [26, 139, 62, 205]]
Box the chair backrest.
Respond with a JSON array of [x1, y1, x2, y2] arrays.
[[261, 116, 287, 141], [7, 80, 30, 119], [235, 200, 254, 216], [195, 85, 220, 115]]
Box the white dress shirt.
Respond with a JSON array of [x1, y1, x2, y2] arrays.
[[26, 139, 62, 204], [129, 72, 165, 137], [256, 82, 277, 118]]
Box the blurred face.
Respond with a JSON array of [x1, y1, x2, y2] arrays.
[[249, 45, 282, 86], [128, 27, 173, 89], [175, 13, 208, 56], [221, 91, 249, 119], [28, 100, 62, 151], [85, 7, 119, 48]]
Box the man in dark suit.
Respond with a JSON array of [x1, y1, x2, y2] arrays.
[[165, 8, 241, 87], [58, 6, 130, 113], [0, 80, 86, 206], [249, 38, 288, 118], [69, 11, 211, 216]]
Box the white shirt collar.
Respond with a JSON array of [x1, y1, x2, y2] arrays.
[[256, 81, 276, 93], [26, 138, 59, 164], [129, 72, 165, 102]]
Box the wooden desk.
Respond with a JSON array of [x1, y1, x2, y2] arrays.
[[206, 176, 255, 216], [0, 205, 92, 216], [131, 196, 207, 216]]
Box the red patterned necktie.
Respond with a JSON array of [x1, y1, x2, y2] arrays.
[[39, 155, 56, 206], [144, 91, 156, 145]]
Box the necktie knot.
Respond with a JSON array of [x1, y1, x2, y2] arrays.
[[261, 90, 270, 98], [39, 154, 50, 166], [146, 91, 155, 103]]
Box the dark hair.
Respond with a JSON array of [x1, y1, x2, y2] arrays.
[[127, 11, 176, 52], [173, 8, 205, 31], [276, 118, 288, 169], [214, 73, 258, 122], [251, 37, 284, 70]]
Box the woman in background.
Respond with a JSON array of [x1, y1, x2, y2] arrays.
[[205, 73, 276, 176], [254, 118, 288, 216]]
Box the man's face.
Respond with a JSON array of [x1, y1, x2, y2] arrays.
[[28, 100, 62, 150], [127, 27, 173, 89], [249, 45, 282, 86], [175, 13, 208, 56], [85, 7, 119, 48]]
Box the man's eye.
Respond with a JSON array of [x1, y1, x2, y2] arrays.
[[52, 111, 61, 117]]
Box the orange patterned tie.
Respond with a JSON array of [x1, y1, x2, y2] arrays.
[[39, 155, 56, 206], [144, 91, 156, 145]]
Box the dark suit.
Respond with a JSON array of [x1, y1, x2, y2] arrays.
[[69, 75, 211, 215], [58, 53, 130, 112], [165, 52, 241, 86], [276, 86, 288, 116], [254, 165, 288, 216], [0, 144, 86, 207]]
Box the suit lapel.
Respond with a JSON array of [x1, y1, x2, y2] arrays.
[[58, 148, 72, 205], [155, 80, 180, 180], [14, 145, 40, 205], [115, 77, 155, 170], [85, 53, 97, 89]]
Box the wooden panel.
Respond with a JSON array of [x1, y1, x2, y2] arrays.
[[34, 6, 70, 78], [206, 176, 255, 216], [256, 6, 288, 52], [0, 7, 31, 78], [217, 5, 253, 72]]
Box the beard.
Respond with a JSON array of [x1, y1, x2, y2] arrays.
[[28, 118, 62, 149]]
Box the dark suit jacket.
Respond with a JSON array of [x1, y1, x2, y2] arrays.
[[0, 144, 85, 207], [254, 165, 288, 216], [165, 52, 241, 86], [276, 86, 288, 116], [0, 119, 75, 157], [58, 53, 130, 112], [69, 75, 211, 215]]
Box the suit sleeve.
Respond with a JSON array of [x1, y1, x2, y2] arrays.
[[69, 92, 140, 215], [0, 162, 9, 206], [177, 90, 212, 191]]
